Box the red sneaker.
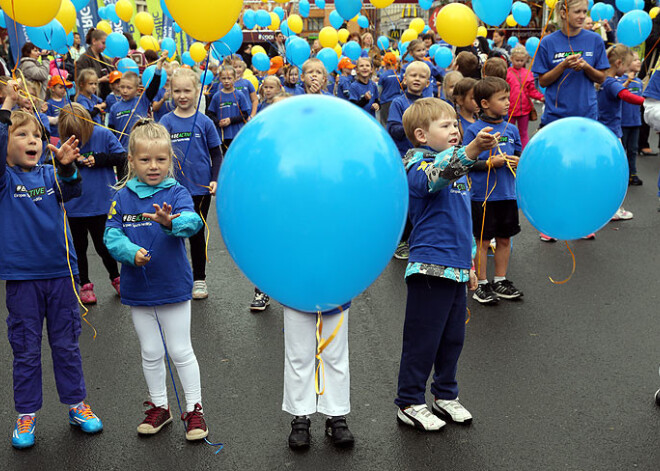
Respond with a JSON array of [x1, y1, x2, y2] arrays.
[[111, 277, 121, 296], [80, 283, 97, 304], [181, 403, 208, 441], [137, 401, 172, 435]]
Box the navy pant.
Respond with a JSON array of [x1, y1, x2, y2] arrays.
[[395, 275, 467, 408], [621, 126, 640, 176], [6, 277, 87, 413]]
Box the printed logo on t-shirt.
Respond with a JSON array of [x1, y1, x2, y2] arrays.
[[450, 180, 468, 195], [553, 50, 584, 61], [14, 184, 51, 201], [115, 109, 133, 118], [122, 213, 153, 227]]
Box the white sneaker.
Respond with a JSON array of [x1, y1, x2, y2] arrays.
[[432, 398, 473, 424], [611, 207, 633, 221], [192, 280, 208, 300], [397, 404, 445, 431]]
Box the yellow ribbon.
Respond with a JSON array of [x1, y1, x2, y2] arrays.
[[549, 241, 576, 285], [314, 308, 345, 396]]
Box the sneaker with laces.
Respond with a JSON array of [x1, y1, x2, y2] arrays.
[[250, 289, 270, 311], [288, 416, 311, 449], [11, 415, 36, 449], [491, 280, 523, 300], [612, 207, 633, 221], [629, 175, 643, 186], [181, 403, 208, 441], [80, 283, 97, 305], [69, 402, 103, 433], [137, 401, 172, 435], [192, 280, 208, 300], [472, 282, 499, 304], [325, 416, 354, 448], [111, 277, 121, 296], [397, 404, 445, 431], [393, 241, 409, 260], [539, 233, 557, 242], [432, 398, 473, 424]]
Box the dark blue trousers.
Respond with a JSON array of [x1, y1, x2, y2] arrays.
[[5, 277, 87, 413], [395, 274, 467, 408]]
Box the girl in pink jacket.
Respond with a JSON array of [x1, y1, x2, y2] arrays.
[[506, 47, 545, 149]]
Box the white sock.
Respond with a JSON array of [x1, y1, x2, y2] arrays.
[[18, 413, 35, 419], [493, 276, 506, 283], [69, 401, 84, 410], [478, 279, 488, 286]]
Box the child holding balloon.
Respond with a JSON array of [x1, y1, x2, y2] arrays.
[[349, 57, 380, 117], [206, 65, 251, 153]]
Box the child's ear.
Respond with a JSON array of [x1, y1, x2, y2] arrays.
[[413, 127, 427, 145], [480, 98, 489, 110]]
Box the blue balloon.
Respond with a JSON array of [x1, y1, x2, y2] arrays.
[[66, 31, 74, 47], [329, 10, 344, 29], [422, 25, 430, 34], [72, 0, 90, 11], [105, 31, 129, 58], [160, 0, 171, 18], [615, 0, 634, 13], [299, 1, 310, 18], [281, 20, 294, 38], [603, 4, 615, 20], [317, 47, 339, 72], [273, 6, 285, 21], [173, 22, 182, 34], [252, 52, 271, 72], [98, 5, 109, 20], [289, 38, 311, 67], [0, 11, 5, 29], [507, 36, 519, 48], [200, 70, 214, 85], [473, 0, 512, 26], [142, 65, 168, 89], [487, 38, 494, 48], [428, 43, 439, 58], [525, 36, 540, 57], [590, 2, 607, 20], [632, 0, 644, 10], [433, 47, 453, 68], [315, 0, 326, 9], [377, 35, 389, 51], [68, 83, 76, 97], [161, 37, 177, 59], [512, 1, 532, 27], [516, 118, 628, 240], [107, 6, 121, 24], [255, 9, 271, 28], [617, 10, 652, 47], [342, 41, 361, 61], [218, 96, 408, 312], [213, 23, 243, 57], [26, 20, 67, 54], [336, 0, 361, 21], [117, 58, 139, 74], [399, 41, 410, 60], [243, 10, 256, 29], [357, 15, 369, 29], [588, 0, 593, 9], [181, 51, 195, 67], [419, 0, 433, 10]]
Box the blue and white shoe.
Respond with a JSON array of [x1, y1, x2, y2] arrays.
[[12, 415, 36, 449], [69, 403, 103, 434]]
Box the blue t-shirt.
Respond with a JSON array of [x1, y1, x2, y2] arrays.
[[349, 79, 379, 116], [283, 83, 304, 95], [208, 89, 251, 141], [160, 111, 221, 195], [153, 88, 176, 123], [327, 74, 335, 95], [403, 60, 436, 98], [76, 93, 104, 125], [458, 114, 475, 141], [64, 126, 123, 218], [336, 75, 353, 100], [531, 29, 609, 124], [234, 78, 256, 108], [257, 101, 271, 113], [108, 94, 153, 150], [620, 76, 643, 128], [464, 119, 522, 202], [46, 97, 67, 138], [379, 69, 403, 104], [597, 76, 626, 138], [388, 92, 423, 156], [644, 71, 660, 100], [105, 92, 120, 112]]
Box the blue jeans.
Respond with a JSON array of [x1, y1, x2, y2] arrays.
[[621, 126, 640, 176]]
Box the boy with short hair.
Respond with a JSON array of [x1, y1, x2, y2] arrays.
[[395, 97, 499, 431], [464, 77, 523, 305], [336, 58, 355, 100], [349, 57, 380, 117], [46, 75, 73, 145]]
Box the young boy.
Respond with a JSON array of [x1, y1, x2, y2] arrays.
[[463, 77, 523, 305], [206, 65, 251, 153], [378, 52, 402, 127], [349, 57, 380, 117], [396, 97, 499, 430], [231, 57, 258, 118], [46, 75, 72, 145], [0, 80, 103, 449], [336, 58, 355, 100], [104, 70, 123, 122]]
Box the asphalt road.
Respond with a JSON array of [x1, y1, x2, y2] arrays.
[[1, 129, 660, 471]]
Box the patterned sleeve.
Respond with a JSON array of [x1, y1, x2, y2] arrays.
[[405, 147, 477, 193]]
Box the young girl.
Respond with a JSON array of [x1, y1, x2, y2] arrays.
[[302, 58, 331, 95], [506, 47, 545, 149], [75, 69, 105, 125], [452, 77, 478, 140], [620, 51, 644, 186], [160, 68, 223, 300], [378, 52, 402, 127], [441, 70, 464, 105], [282, 64, 304, 96], [104, 119, 209, 441], [349, 57, 380, 117], [46, 75, 72, 145], [257, 75, 283, 113], [58, 103, 124, 304], [206, 65, 251, 153], [230, 56, 259, 118]]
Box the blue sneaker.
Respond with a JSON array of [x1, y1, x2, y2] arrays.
[[69, 403, 103, 434], [12, 415, 36, 449]]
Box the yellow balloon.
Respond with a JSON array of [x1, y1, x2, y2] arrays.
[[288, 14, 303, 34], [140, 35, 160, 52], [189, 42, 207, 62], [244, 69, 254, 76], [409, 18, 425, 35], [0, 0, 61, 27], [435, 3, 478, 48], [477, 26, 488, 38], [268, 12, 281, 31], [400, 28, 418, 44], [651, 6, 660, 20], [334, 44, 342, 57], [115, 0, 133, 23], [506, 14, 517, 27], [55, 0, 76, 35], [246, 74, 259, 89], [319, 27, 338, 48], [369, 0, 394, 8], [338, 28, 350, 43], [96, 21, 112, 35], [545, 0, 558, 8], [251, 45, 267, 55], [135, 12, 154, 35], [165, 0, 243, 42]]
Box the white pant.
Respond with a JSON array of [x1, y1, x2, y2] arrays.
[[282, 307, 350, 416], [131, 301, 202, 412]]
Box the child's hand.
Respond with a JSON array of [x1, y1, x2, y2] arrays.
[[506, 155, 520, 169], [209, 181, 217, 196], [219, 117, 230, 127], [47, 135, 80, 166], [489, 153, 507, 168], [142, 202, 181, 229], [40, 102, 48, 113], [4, 79, 20, 106], [372, 102, 380, 111], [475, 127, 500, 151], [364, 91, 372, 100], [468, 269, 478, 291], [308, 79, 322, 94], [134, 248, 151, 266], [156, 51, 168, 69], [77, 155, 95, 167]]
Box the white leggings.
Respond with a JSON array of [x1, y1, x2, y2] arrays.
[[131, 301, 201, 412]]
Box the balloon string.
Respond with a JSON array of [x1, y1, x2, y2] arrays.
[[314, 307, 345, 396], [549, 241, 576, 284]]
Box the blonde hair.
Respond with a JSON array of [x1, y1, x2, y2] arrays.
[[403, 98, 457, 146], [58, 103, 94, 147], [219, 65, 237, 79], [75, 68, 98, 99], [259, 75, 283, 101], [442, 71, 464, 103], [606, 43, 633, 66], [301, 58, 328, 92], [9, 110, 42, 138], [404, 60, 431, 78], [170, 67, 201, 94], [559, 0, 588, 12]]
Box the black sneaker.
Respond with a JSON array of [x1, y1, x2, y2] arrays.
[[288, 416, 311, 450], [491, 280, 523, 300], [472, 282, 499, 304], [325, 416, 354, 448], [250, 288, 270, 312], [629, 175, 643, 186]]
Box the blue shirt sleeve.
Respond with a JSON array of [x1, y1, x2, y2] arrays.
[[104, 226, 143, 266]]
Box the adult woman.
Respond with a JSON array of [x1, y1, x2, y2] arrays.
[[18, 42, 50, 98], [492, 29, 511, 53], [75, 28, 114, 99]]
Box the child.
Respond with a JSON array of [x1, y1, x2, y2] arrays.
[[336, 58, 355, 100], [257, 75, 283, 113], [16, 81, 51, 164], [105, 70, 123, 116], [441, 70, 463, 105], [378, 52, 402, 126], [396, 97, 499, 430], [349, 57, 380, 117], [75, 68, 105, 125], [160, 68, 223, 300], [231, 57, 259, 118], [46, 76, 72, 146], [402, 39, 436, 98], [206, 65, 251, 153], [454, 51, 480, 80], [452, 77, 478, 140], [506, 47, 545, 150], [1, 80, 103, 449], [301, 58, 332, 95], [620, 51, 644, 186], [482, 57, 508, 80], [59, 103, 124, 304], [464, 77, 523, 305], [388, 61, 431, 157], [282, 64, 304, 96], [104, 119, 208, 441]]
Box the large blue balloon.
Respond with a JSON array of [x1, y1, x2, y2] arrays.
[[525, 36, 540, 57], [161, 37, 177, 59], [288, 38, 311, 67], [117, 58, 139, 74], [377, 35, 389, 51], [26, 20, 68, 54], [473, 0, 512, 26], [213, 23, 243, 57], [299, 0, 310, 18], [516, 118, 628, 240], [343, 41, 361, 61], [336, 0, 362, 21], [434, 47, 453, 68], [243, 10, 256, 29], [617, 10, 652, 47], [255, 9, 271, 28], [252, 52, 270, 72], [329, 10, 344, 29], [105, 32, 129, 58], [141, 65, 168, 89], [512, 1, 532, 27], [317, 47, 339, 72], [218, 95, 408, 312]]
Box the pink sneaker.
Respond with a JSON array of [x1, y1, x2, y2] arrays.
[[80, 283, 97, 305], [111, 277, 120, 296]]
